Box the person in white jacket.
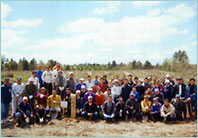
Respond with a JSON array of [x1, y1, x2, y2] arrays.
[[28, 71, 40, 94], [11, 78, 24, 116], [42, 66, 53, 95], [160, 99, 176, 122], [111, 79, 121, 103]]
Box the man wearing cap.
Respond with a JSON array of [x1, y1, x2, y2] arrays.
[[76, 90, 84, 116], [135, 80, 145, 102], [15, 96, 34, 127], [36, 87, 48, 122], [160, 99, 175, 123], [22, 77, 37, 113], [76, 78, 86, 91], [111, 79, 122, 103], [173, 77, 186, 99], [84, 88, 95, 103], [11, 78, 24, 117], [121, 79, 131, 103], [150, 98, 162, 122], [153, 88, 164, 105], [1, 78, 12, 121], [152, 80, 163, 93], [172, 94, 184, 121], [82, 96, 98, 120], [29, 71, 40, 93], [42, 66, 53, 96], [102, 95, 116, 122], [126, 92, 140, 121], [62, 88, 71, 116], [115, 98, 126, 120], [186, 78, 197, 117], [80, 85, 87, 99], [85, 75, 94, 89], [35, 65, 43, 88], [54, 70, 67, 96], [163, 74, 175, 86], [163, 79, 174, 102], [66, 72, 75, 94], [46, 90, 62, 119]]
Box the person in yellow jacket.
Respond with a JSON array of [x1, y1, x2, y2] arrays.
[[141, 95, 151, 122], [46, 90, 61, 119]]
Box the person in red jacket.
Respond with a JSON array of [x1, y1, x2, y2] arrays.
[[95, 88, 105, 118], [98, 78, 107, 93]]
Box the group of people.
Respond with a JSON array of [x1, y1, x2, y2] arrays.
[[1, 63, 197, 127]]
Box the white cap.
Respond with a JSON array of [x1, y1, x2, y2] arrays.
[[80, 78, 84, 81], [166, 74, 170, 78], [113, 79, 119, 83], [165, 79, 170, 84], [88, 88, 93, 91], [76, 90, 81, 94], [23, 96, 28, 101], [88, 96, 92, 99], [154, 88, 159, 92], [69, 72, 74, 75], [29, 77, 34, 82], [81, 85, 85, 89]]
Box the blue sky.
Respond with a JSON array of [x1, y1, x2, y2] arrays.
[[1, 1, 197, 65]]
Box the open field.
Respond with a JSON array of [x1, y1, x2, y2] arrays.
[[1, 118, 197, 137]]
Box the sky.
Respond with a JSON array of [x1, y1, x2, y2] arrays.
[[1, 1, 197, 65]]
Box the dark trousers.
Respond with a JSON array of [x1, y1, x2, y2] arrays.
[[43, 82, 52, 96], [81, 111, 98, 120], [151, 113, 161, 121]]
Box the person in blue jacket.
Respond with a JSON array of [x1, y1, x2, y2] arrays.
[[1, 78, 12, 121], [163, 80, 173, 102], [150, 97, 162, 122], [35, 65, 43, 88], [131, 87, 139, 101], [76, 90, 84, 116], [76, 78, 86, 91], [84, 88, 95, 103], [121, 79, 132, 102], [185, 78, 197, 117]]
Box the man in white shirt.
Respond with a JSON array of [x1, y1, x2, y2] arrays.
[[111, 79, 122, 103], [42, 66, 53, 95], [11, 78, 24, 116], [85, 75, 94, 89]]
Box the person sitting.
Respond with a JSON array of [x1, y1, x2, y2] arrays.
[[160, 99, 175, 123], [172, 94, 184, 121], [150, 97, 162, 122], [81, 96, 98, 120], [80, 85, 87, 99], [84, 88, 95, 103], [61, 88, 71, 116], [95, 88, 105, 118], [115, 97, 126, 121], [152, 80, 163, 93], [46, 90, 61, 119], [15, 97, 34, 127], [144, 87, 154, 102], [76, 90, 84, 116], [36, 87, 48, 123], [126, 92, 140, 122], [102, 95, 116, 122], [131, 87, 139, 101], [141, 95, 151, 122]]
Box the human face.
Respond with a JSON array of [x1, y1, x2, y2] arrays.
[[23, 99, 28, 104], [124, 80, 128, 85], [88, 77, 91, 82], [107, 90, 111, 95], [164, 100, 169, 106], [66, 90, 71, 95], [56, 64, 61, 70], [88, 98, 92, 103], [100, 79, 104, 84], [190, 80, 195, 85], [38, 66, 41, 71], [40, 89, 46, 94], [120, 100, 123, 104], [32, 73, 36, 78], [128, 76, 132, 81], [130, 95, 134, 99], [52, 90, 56, 96], [132, 87, 136, 92], [4, 80, 9, 85], [154, 100, 158, 105], [46, 67, 50, 71], [69, 74, 73, 79], [88, 90, 92, 94], [17, 80, 21, 84], [29, 81, 34, 85], [108, 97, 112, 102]]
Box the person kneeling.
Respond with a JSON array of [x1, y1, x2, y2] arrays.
[[150, 98, 162, 122], [46, 90, 61, 119], [15, 97, 34, 127], [102, 95, 116, 122], [81, 96, 98, 120], [115, 98, 126, 121], [160, 99, 176, 123], [141, 95, 151, 122]]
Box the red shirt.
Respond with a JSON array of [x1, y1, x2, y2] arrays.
[[98, 84, 107, 93]]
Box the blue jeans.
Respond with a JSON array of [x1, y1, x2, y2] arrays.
[[1, 103, 10, 120]]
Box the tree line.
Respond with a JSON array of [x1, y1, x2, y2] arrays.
[[1, 50, 194, 72]]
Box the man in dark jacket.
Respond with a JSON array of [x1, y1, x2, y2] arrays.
[[76, 90, 84, 116], [172, 94, 184, 121], [62, 88, 71, 116], [150, 97, 162, 122], [153, 88, 164, 105], [22, 78, 37, 113], [1, 78, 12, 121], [15, 96, 34, 127], [115, 98, 126, 120], [126, 92, 140, 121], [81, 96, 98, 120], [163, 80, 173, 102], [135, 81, 145, 102], [102, 95, 116, 122], [66, 72, 75, 93], [121, 79, 132, 102], [128, 75, 134, 87]]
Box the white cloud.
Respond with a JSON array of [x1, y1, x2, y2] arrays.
[[93, 2, 122, 14], [1, 2, 12, 19], [132, 1, 161, 8], [2, 18, 43, 28]]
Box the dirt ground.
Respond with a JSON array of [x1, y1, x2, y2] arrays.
[[1, 118, 197, 137]]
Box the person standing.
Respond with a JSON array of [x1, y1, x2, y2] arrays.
[[1, 79, 12, 121], [42, 66, 53, 96], [35, 65, 43, 88], [11, 78, 24, 116], [66, 72, 75, 94]]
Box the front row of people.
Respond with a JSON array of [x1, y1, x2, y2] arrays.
[[14, 87, 181, 127]]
